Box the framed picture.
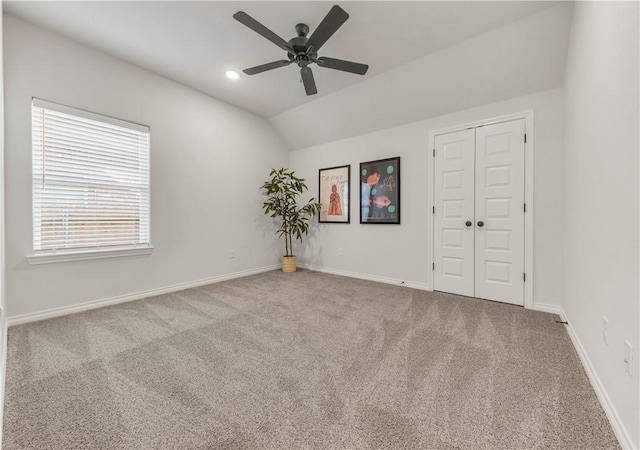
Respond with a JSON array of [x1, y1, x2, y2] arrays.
[[360, 157, 400, 224], [318, 165, 350, 223]]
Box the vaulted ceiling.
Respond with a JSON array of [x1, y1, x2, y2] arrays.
[[5, 2, 563, 114], [4, 1, 572, 149]]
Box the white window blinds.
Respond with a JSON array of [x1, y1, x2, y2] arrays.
[[32, 99, 150, 255]]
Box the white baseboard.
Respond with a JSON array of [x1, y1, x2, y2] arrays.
[[7, 264, 280, 326], [299, 264, 431, 291], [559, 308, 636, 450], [531, 302, 561, 316]]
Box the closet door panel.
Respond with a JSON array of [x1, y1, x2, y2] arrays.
[[433, 129, 475, 297], [474, 120, 525, 305]]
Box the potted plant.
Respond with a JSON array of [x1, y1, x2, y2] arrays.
[[261, 168, 322, 273]]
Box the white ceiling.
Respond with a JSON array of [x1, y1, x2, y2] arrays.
[[271, 2, 573, 150], [4, 1, 560, 118]]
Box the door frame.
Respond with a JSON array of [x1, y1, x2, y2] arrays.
[[428, 110, 534, 309]]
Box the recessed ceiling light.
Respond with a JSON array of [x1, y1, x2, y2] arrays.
[[225, 70, 240, 80]]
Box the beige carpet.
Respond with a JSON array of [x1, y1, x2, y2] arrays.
[[3, 270, 619, 449]]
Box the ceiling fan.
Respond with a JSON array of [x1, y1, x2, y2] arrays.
[[233, 5, 369, 96]]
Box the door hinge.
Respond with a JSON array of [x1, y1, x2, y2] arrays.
[[524, 203, 526, 213], [524, 133, 527, 144], [433, 148, 435, 157], [432, 263, 435, 271], [432, 206, 435, 214], [523, 273, 526, 282]]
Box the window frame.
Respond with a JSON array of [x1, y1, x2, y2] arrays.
[[29, 98, 153, 264]]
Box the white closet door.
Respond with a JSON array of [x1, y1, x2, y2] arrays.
[[433, 129, 475, 297], [474, 120, 525, 305]]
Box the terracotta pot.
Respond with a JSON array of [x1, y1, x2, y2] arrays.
[[282, 256, 297, 273]]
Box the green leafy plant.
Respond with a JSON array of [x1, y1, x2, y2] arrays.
[[261, 168, 322, 257]]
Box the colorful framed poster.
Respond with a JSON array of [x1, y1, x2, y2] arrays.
[[360, 157, 400, 224], [318, 165, 350, 223]]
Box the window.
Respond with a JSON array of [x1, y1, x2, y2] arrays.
[[31, 99, 151, 262]]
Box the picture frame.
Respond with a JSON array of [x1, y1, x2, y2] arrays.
[[318, 165, 350, 223], [360, 157, 400, 224]]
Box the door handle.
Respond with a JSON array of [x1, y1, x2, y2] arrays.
[[465, 221, 472, 227], [477, 221, 485, 227]]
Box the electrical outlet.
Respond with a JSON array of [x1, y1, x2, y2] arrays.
[[624, 341, 633, 376], [602, 317, 609, 345], [338, 248, 344, 256], [228, 249, 235, 259]]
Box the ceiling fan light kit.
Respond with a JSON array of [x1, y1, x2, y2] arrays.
[[233, 5, 369, 96]]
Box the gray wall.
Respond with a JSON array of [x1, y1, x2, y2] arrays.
[[561, 2, 639, 447], [0, 3, 7, 446], [3, 15, 289, 319], [290, 88, 564, 311]]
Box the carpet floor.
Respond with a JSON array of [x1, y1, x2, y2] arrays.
[[3, 270, 619, 449]]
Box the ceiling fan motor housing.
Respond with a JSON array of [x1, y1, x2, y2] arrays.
[[288, 24, 317, 67]]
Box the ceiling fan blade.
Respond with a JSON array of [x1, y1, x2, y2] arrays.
[[306, 5, 349, 52], [316, 57, 369, 75], [233, 11, 292, 52], [300, 67, 317, 95], [243, 60, 293, 75]]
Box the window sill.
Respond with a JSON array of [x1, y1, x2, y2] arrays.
[[27, 245, 154, 265]]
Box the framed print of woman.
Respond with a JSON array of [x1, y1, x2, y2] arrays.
[[318, 165, 350, 223]]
